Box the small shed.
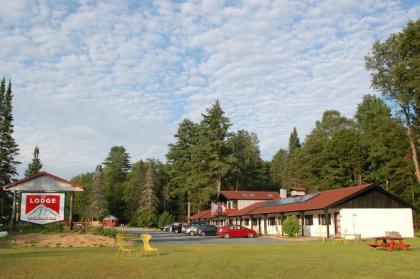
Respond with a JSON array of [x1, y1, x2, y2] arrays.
[[102, 215, 119, 227]]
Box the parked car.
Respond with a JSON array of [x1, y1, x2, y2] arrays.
[[181, 222, 190, 233], [172, 222, 182, 233], [160, 224, 172, 232], [185, 224, 200, 236], [217, 225, 257, 239], [197, 225, 218, 236]]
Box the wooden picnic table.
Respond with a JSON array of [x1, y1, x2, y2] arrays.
[[369, 236, 410, 251]]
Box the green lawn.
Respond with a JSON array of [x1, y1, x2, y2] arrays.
[[1, 238, 419, 279]]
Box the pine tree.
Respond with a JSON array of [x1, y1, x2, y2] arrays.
[[0, 79, 19, 222], [87, 165, 108, 220], [228, 130, 262, 190], [0, 79, 20, 185], [193, 100, 232, 195], [138, 165, 158, 213], [25, 146, 43, 176], [102, 146, 131, 219], [288, 127, 301, 152]]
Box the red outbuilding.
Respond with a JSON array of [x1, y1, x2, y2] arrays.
[[102, 215, 119, 227]]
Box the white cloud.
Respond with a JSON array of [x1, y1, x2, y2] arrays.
[[0, 0, 418, 179]]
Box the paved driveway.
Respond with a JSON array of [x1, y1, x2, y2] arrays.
[[117, 227, 292, 245]]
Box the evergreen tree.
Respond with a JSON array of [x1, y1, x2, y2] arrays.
[[138, 165, 158, 213], [102, 146, 131, 220], [288, 127, 301, 152], [123, 160, 148, 220], [166, 119, 199, 216], [87, 165, 108, 220], [25, 146, 43, 176], [228, 130, 262, 190], [72, 172, 95, 221], [0, 79, 20, 185], [0, 79, 19, 223], [193, 100, 231, 195], [271, 149, 288, 187], [365, 20, 420, 184]]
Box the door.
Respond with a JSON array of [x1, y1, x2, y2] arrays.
[[334, 212, 341, 235]]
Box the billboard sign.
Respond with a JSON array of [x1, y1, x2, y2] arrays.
[[20, 193, 65, 224]]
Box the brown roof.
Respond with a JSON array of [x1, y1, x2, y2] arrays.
[[2, 171, 84, 191], [190, 184, 397, 220], [188, 210, 212, 220], [220, 190, 280, 200], [228, 201, 265, 217], [250, 184, 374, 215]]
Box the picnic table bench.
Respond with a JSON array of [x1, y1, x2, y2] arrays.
[[369, 236, 410, 251]]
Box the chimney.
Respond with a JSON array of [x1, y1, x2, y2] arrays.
[[279, 188, 287, 199]]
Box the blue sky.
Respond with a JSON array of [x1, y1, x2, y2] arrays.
[[0, 0, 419, 179]]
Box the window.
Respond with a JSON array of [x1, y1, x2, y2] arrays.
[[252, 218, 258, 226], [304, 215, 313, 226], [318, 214, 331, 225], [269, 217, 276, 226]]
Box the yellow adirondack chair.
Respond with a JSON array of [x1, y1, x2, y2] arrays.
[[139, 234, 159, 256], [115, 233, 134, 256]]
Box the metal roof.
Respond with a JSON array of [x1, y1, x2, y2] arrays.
[[2, 171, 84, 192]]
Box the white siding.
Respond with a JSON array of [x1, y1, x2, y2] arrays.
[[339, 208, 414, 238]]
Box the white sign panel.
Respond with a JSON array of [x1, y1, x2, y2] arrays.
[[20, 193, 65, 224]]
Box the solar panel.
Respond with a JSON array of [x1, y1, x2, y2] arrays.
[[257, 192, 320, 208]]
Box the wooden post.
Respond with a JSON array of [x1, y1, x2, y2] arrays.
[[300, 211, 304, 237], [264, 215, 268, 235], [69, 192, 74, 231], [10, 191, 17, 232], [281, 213, 285, 236], [324, 208, 330, 238]]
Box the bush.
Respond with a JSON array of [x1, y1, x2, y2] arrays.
[[16, 223, 64, 234], [282, 216, 300, 237], [158, 211, 174, 228], [95, 227, 117, 238], [136, 211, 158, 228]]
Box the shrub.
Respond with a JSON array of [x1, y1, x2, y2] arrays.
[[16, 223, 64, 234], [136, 211, 158, 228], [95, 227, 117, 238], [158, 211, 174, 228], [282, 216, 300, 237]]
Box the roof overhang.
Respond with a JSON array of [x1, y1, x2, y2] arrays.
[[2, 171, 84, 192]]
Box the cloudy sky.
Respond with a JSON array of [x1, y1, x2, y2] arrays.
[[0, 0, 419, 179]]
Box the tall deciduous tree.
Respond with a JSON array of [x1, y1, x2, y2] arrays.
[[365, 20, 420, 184], [25, 146, 43, 176]]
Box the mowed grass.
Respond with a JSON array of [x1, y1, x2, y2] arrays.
[[1, 238, 420, 279]]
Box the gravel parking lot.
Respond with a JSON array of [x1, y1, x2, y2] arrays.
[[118, 227, 292, 244]]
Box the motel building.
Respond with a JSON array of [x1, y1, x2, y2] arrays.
[[188, 184, 415, 238]]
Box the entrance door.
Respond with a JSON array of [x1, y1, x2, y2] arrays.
[[334, 213, 341, 235]]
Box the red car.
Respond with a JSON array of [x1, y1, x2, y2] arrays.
[[217, 225, 257, 238]]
